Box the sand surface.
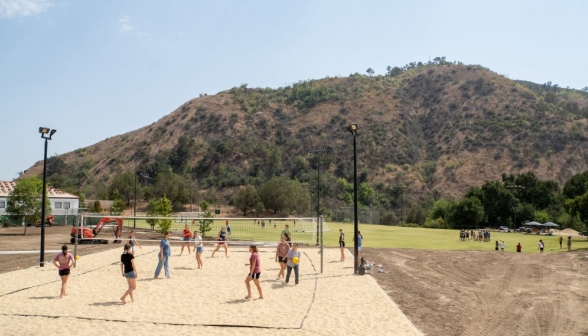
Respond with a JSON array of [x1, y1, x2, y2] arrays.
[[0, 246, 422, 336]]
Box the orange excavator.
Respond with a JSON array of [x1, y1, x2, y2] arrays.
[[70, 217, 123, 244]]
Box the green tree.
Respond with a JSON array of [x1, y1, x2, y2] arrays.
[[427, 198, 454, 222], [108, 171, 135, 205], [90, 200, 102, 213], [151, 171, 189, 211], [146, 196, 173, 233], [366, 68, 375, 76], [109, 189, 125, 215], [6, 177, 51, 228], [233, 185, 261, 216], [197, 201, 214, 236], [258, 177, 311, 215], [562, 171, 588, 199], [447, 197, 484, 229]]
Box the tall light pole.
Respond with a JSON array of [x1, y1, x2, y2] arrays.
[[132, 155, 140, 228], [39, 127, 56, 267], [310, 147, 331, 245], [506, 184, 523, 231], [346, 124, 358, 273], [395, 183, 407, 226]]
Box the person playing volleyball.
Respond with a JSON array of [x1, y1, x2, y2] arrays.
[[245, 245, 263, 300], [275, 236, 289, 280], [339, 228, 345, 262], [211, 226, 229, 257], [193, 230, 203, 268], [51, 244, 74, 298], [180, 224, 191, 256], [286, 243, 300, 285], [154, 232, 171, 279], [128, 230, 141, 254], [120, 243, 137, 304]]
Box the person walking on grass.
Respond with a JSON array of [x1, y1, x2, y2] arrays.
[[154, 232, 171, 279], [282, 224, 292, 246], [128, 230, 141, 254], [500, 240, 505, 251], [567, 236, 572, 252], [193, 230, 203, 269], [339, 228, 346, 262], [286, 243, 301, 285], [559, 236, 563, 249], [52, 244, 74, 298], [244, 245, 263, 300], [226, 220, 231, 237], [275, 236, 289, 280], [495, 240, 499, 251], [120, 243, 137, 304], [211, 226, 229, 257], [180, 224, 191, 256], [538, 240, 545, 253]]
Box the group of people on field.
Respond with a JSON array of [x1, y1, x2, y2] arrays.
[[460, 229, 491, 242]]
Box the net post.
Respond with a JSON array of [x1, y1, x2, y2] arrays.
[[320, 215, 324, 274], [73, 214, 81, 268]]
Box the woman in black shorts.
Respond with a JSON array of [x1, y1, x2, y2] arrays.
[[245, 245, 263, 300], [275, 236, 289, 280], [120, 243, 137, 304], [51, 244, 75, 298]]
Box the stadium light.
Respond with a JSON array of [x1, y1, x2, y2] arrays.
[[39, 127, 56, 267], [346, 124, 359, 274], [309, 147, 332, 245]]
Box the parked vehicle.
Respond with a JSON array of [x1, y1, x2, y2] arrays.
[[498, 226, 509, 232]]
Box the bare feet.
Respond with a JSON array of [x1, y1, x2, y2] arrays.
[[244, 296, 251, 300], [258, 296, 264, 300], [120, 297, 126, 304], [154, 276, 160, 279]]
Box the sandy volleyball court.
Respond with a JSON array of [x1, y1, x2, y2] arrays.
[[0, 245, 422, 336]]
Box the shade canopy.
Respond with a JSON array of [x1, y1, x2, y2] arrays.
[[524, 221, 542, 226], [542, 222, 560, 227]]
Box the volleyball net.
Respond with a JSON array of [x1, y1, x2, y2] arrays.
[[73, 215, 330, 246]]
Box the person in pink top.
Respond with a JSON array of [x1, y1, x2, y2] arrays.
[[244, 245, 263, 300], [51, 244, 75, 298]]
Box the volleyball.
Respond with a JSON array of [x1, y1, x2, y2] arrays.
[[292, 257, 299, 264], [76, 255, 80, 260]]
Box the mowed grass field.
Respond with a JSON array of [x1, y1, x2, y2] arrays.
[[322, 223, 588, 253], [84, 216, 588, 253]]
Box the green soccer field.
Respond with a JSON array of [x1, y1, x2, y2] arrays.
[[322, 223, 588, 253]]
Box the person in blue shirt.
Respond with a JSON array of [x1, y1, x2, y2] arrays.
[[154, 232, 172, 278], [353, 231, 363, 265]]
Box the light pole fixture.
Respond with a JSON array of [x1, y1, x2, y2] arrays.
[[310, 146, 332, 245], [395, 183, 407, 226], [346, 124, 359, 274], [132, 155, 141, 228], [39, 127, 56, 267]]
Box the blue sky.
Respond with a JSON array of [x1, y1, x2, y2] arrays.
[[1, 0, 587, 181]]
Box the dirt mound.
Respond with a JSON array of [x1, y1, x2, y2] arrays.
[[552, 228, 580, 236]]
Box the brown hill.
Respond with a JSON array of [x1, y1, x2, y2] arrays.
[[23, 62, 588, 211]]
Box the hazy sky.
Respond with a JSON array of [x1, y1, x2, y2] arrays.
[[1, 0, 587, 181]]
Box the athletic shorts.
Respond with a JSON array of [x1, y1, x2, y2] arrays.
[[358, 246, 362, 251], [249, 272, 261, 279], [218, 242, 225, 245], [183, 237, 190, 242], [278, 256, 287, 263], [124, 270, 136, 279], [339, 241, 345, 247], [196, 246, 203, 253], [59, 269, 70, 276], [540, 248, 544, 251]]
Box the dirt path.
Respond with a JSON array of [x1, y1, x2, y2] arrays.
[[363, 248, 588, 336]]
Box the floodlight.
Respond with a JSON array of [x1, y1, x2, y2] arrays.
[[347, 124, 358, 134], [39, 127, 50, 134]]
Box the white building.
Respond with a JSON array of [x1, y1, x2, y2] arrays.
[[0, 181, 80, 223]]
